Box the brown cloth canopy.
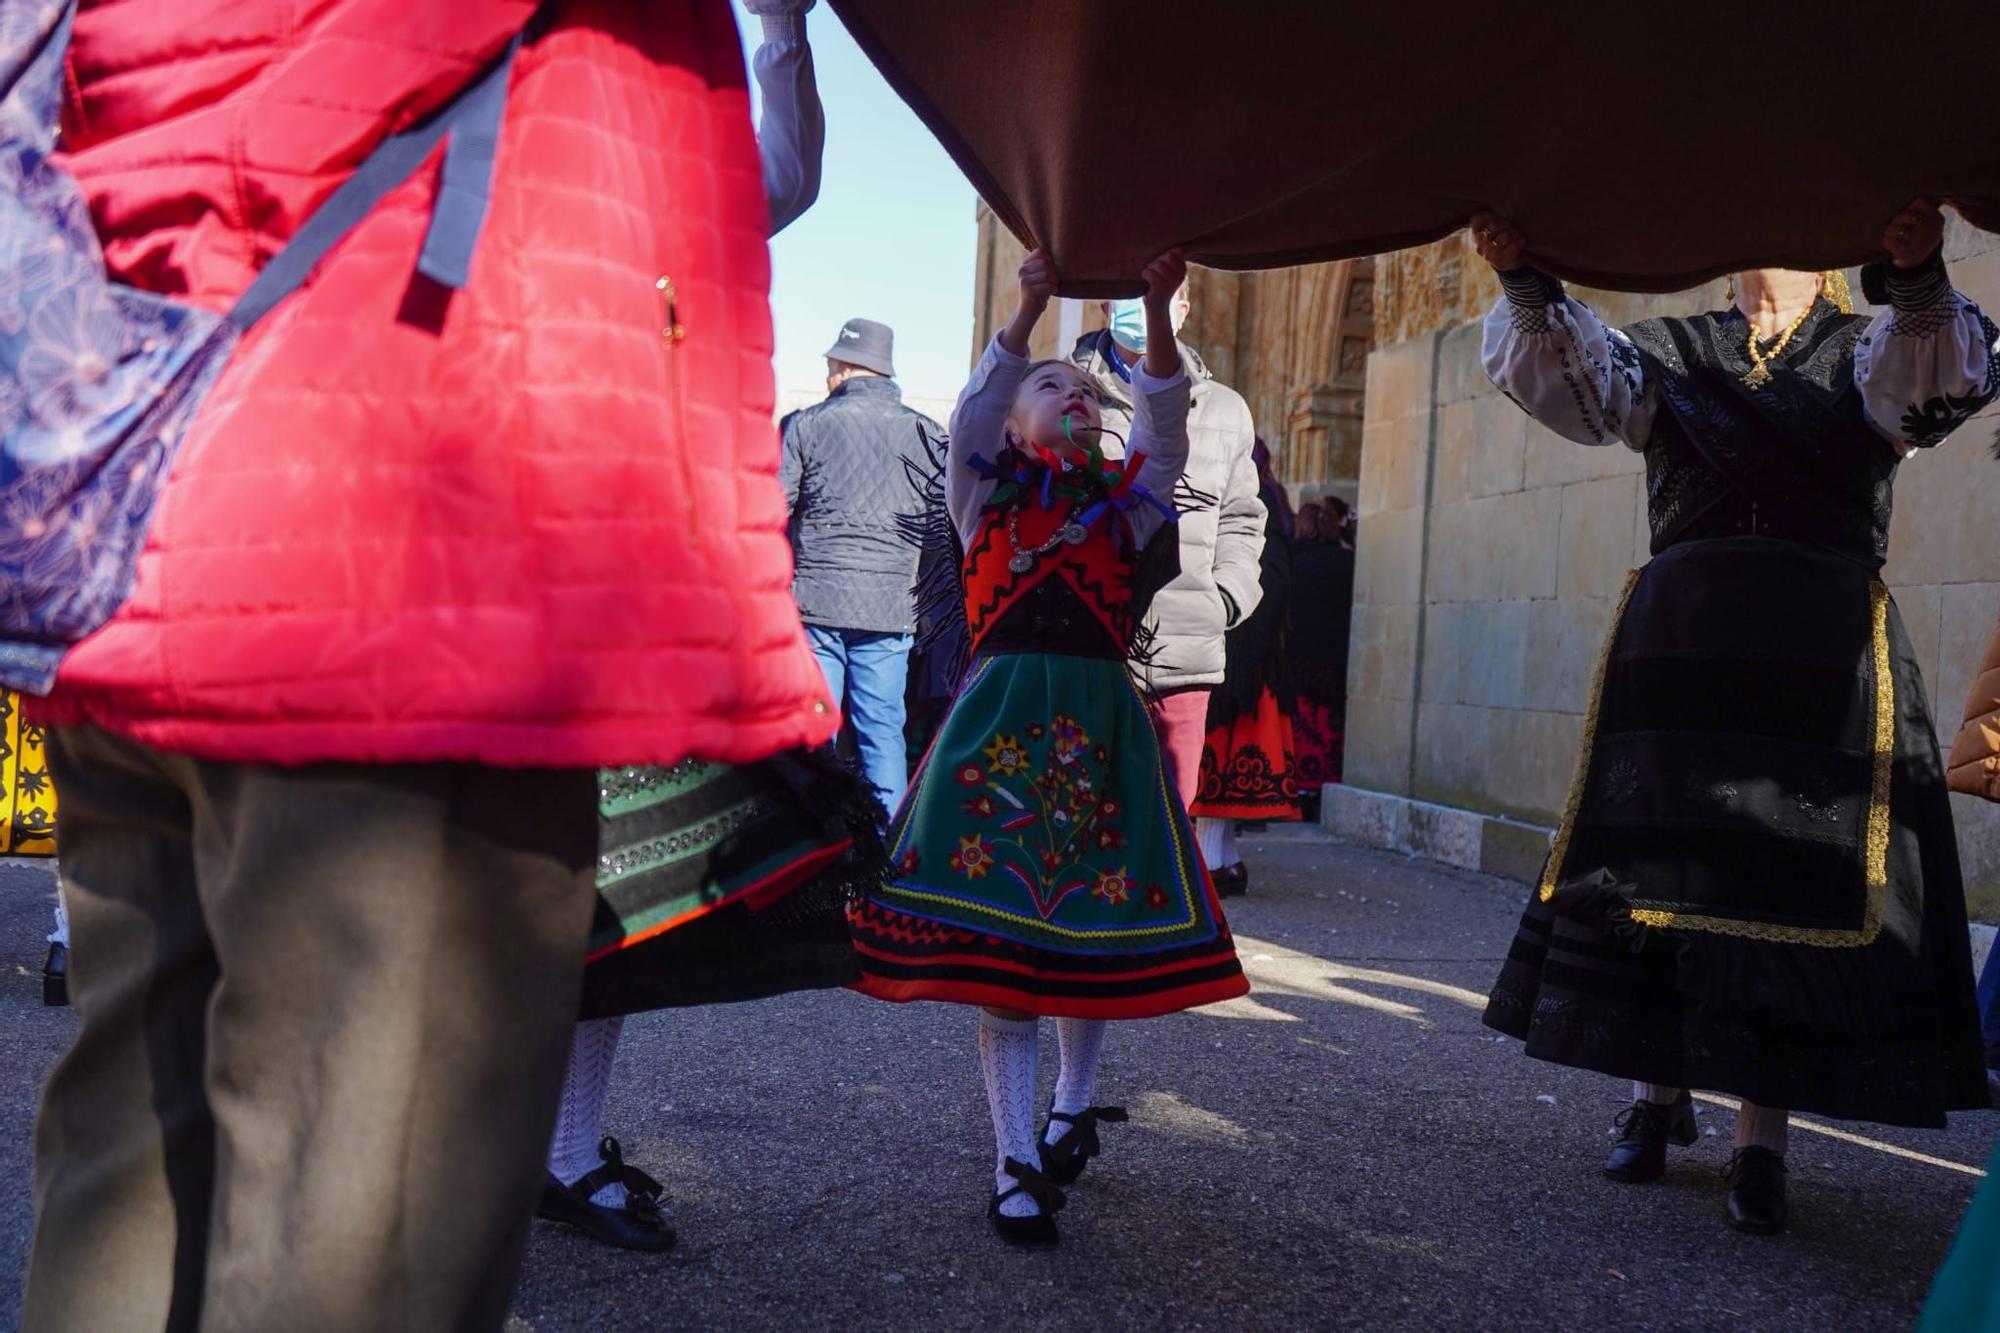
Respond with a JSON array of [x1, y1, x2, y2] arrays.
[[829, 0, 2000, 296]]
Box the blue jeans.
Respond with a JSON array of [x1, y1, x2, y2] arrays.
[[1978, 939, 2000, 1071], [806, 626, 913, 816]]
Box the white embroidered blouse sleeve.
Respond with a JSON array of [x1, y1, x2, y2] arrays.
[[947, 335, 1031, 543], [1480, 269, 1658, 451], [1853, 253, 2000, 454], [1118, 359, 1193, 547]]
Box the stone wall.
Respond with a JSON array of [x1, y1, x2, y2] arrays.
[[1374, 232, 1500, 351], [1176, 261, 1376, 505], [1349, 219, 2000, 914], [1371, 231, 1783, 356]]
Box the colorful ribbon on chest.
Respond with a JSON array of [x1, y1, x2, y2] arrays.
[[966, 444, 1176, 575]]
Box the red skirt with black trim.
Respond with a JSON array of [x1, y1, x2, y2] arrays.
[[1191, 687, 1302, 821]]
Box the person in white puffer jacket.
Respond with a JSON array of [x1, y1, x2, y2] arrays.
[[1070, 289, 1265, 822]]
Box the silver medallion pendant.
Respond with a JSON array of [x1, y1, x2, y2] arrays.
[[1060, 521, 1088, 545], [1008, 551, 1037, 574]]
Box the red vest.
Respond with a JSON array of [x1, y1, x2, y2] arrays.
[[34, 0, 835, 768], [960, 456, 1146, 655]]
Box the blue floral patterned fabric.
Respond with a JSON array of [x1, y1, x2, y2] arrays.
[[0, 2, 236, 692]]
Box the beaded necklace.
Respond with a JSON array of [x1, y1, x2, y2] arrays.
[[1740, 292, 1820, 389]]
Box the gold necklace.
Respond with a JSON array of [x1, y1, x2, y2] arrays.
[[1741, 298, 1817, 389]]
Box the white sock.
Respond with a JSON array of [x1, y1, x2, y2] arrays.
[[1045, 1018, 1111, 1150], [1632, 1081, 1682, 1106], [978, 1010, 1042, 1218], [548, 1016, 628, 1207], [1734, 1100, 1789, 1155], [49, 887, 68, 946], [1195, 816, 1234, 870]]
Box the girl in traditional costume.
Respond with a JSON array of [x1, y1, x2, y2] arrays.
[[848, 247, 1250, 1246], [1470, 199, 1997, 1235]]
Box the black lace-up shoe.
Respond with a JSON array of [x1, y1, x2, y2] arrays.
[[1603, 1089, 1697, 1182], [1725, 1146, 1788, 1235], [42, 941, 67, 1007]]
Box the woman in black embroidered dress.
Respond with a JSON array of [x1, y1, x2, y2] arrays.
[[1471, 198, 1998, 1236], [1289, 500, 1355, 808]]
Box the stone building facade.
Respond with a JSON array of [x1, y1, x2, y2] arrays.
[[969, 203, 1374, 502]]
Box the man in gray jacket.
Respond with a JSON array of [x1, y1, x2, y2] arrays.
[[780, 317, 939, 812], [1072, 285, 1264, 807]]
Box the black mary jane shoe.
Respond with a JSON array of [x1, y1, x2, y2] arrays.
[[1038, 1104, 1128, 1187], [42, 941, 68, 1008], [537, 1136, 677, 1253], [1602, 1089, 1697, 1183], [1213, 864, 1250, 898], [989, 1156, 1065, 1249], [1724, 1146, 1789, 1235]]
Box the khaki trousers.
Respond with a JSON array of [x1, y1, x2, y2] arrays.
[[22, 726, 598, 1332]]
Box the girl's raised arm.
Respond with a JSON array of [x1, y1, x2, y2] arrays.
[[1122, 251, 1193, 546], [947, 249, 1056, 541]]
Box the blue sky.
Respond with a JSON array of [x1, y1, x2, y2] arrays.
[[732, 7, 977, 408]]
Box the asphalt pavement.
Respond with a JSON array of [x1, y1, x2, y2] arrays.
[[2, 836, 1993, 1331]]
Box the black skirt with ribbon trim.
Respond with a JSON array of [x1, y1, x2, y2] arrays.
[[1483, 537, 1986, 1126]]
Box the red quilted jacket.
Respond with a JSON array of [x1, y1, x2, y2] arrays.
[[34, 0, 837, 768]]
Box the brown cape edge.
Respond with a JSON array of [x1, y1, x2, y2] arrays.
[[830, 0, 2000, 296]]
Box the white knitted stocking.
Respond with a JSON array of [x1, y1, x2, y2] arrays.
[[1047, 1018, 1110, 1141], [978, 1010, 1042, 1218], [547, 1016, 628, 1207], [1195, 816, 1235, 870]]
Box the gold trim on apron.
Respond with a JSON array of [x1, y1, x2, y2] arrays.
[[1538, 569, 1641, 907]]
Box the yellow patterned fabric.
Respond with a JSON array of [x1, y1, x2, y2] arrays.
[[0, 691, 56, 856]]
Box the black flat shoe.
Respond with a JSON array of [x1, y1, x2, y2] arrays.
[[42, 941, 68, 1008], [1037, 1105, 1128, 1186], [1725, 1146, 1788, 1235], [1214, 864, 1250, 898], [1602, 1089, 1697, 1183], [537, 1137, 676, 1253], [989, 1157, 1065, 1249]]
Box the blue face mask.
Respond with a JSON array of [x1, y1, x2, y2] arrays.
[[1105, 298, 1148, 352]]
